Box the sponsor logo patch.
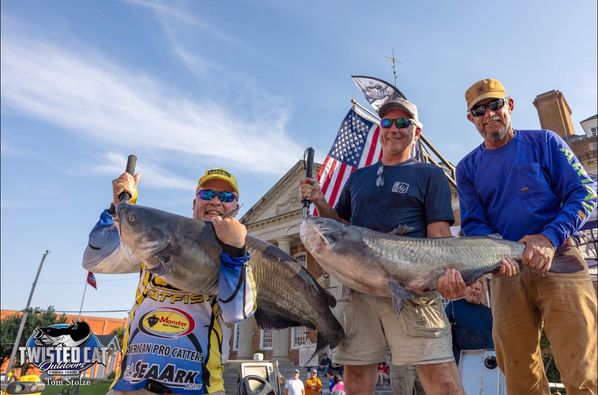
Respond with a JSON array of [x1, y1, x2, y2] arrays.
[[140, 307, 195, 338], [392, 182, 410, 194]]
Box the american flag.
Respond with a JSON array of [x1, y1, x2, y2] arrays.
[[317, 106, 382, 210], [87, 271, 97, 290]]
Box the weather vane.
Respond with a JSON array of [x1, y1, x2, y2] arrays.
[[385, 48, 403, 87]]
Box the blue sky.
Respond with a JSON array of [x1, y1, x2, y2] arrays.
[[2, 0, 597, 319]]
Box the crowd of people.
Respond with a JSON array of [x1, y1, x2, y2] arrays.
[[84, 77, 596, 395]]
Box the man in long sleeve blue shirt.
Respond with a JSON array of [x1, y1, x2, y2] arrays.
[[454, 78, 597, 394], [83, 168, 257, 395]]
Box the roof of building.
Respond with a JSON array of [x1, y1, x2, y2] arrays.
[[96, 334, 121, 350], [580, 114, 598, 123]]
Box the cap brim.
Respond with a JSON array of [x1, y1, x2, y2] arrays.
[[378, 102, 416, 119], [198, 175, 239, 194], [467, 92, 505, 110]]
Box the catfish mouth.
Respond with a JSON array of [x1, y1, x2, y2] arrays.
[[300, 217, 340, 254], [117, 203, 173, 261]]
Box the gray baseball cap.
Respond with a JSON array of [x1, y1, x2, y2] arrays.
[[378, 97, 421, 126]]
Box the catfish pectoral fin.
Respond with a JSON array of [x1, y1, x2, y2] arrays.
[[389, 278, 414, 316]]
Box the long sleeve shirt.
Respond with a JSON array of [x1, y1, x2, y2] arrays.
[[456, 129, 597, 246], [82, 209, 256, 394]]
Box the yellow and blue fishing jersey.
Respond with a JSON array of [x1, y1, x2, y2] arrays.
[[83, 210, 257, 394]]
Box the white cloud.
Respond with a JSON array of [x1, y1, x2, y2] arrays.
[[0, 28, 302, 175]]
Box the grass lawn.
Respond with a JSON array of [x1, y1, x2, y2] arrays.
[[42, 381, 111, 394]]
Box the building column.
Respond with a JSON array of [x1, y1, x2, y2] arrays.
[[236, 318, 255, 359], [271, 237, 291, 362]]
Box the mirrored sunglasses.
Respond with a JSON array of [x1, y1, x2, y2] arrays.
[[196, 189, 237, 203], [380, 118, 416, 129], [470, 97, 507, 117]]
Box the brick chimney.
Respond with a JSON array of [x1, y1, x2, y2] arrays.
[[533, 90, 575, 139]]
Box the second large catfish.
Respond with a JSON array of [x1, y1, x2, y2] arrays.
[[300, 216, 583, 305], [117, 203, 344, 353]]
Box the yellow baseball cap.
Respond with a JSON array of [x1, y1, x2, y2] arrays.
[[196, 168, 240, 195], [465, 78, 508, 110]]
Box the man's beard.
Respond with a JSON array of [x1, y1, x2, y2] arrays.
[[481, 126, 507, 141]]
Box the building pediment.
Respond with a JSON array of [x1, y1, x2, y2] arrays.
[[241, 160, 322, 227]]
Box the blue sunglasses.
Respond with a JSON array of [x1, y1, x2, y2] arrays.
[[196, 189, 238, 203], [380, 118, 417, 129]]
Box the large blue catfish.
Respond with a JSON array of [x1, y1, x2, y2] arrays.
[[117, 203, 344, 353], [300, 216, 582, 311]]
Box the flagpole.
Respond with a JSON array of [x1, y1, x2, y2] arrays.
[[77, 279, 89, 321], [351, 98, 379, 120]]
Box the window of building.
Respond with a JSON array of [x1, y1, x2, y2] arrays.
[[294, 253, 307, 268], [591, 127, 597, 136], [291, 327, 308, 349], [232, 323, 240, 351], [260, 329, 273, 350]]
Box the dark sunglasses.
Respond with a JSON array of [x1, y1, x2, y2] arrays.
[[380, 118, 416, 129], [196, 189, 237, 203], [470, 97, 508, 117]]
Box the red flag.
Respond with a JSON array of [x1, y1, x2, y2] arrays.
[[87, 271, 97, 289], [316, 106, 382, 212]]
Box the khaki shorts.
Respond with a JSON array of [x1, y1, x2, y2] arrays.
[[331, 288, 454, 366]]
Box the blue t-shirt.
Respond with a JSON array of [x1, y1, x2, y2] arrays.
[[445, 299, 494, 363], [456, 129, 597, 246], [335, 159, 454, 235]]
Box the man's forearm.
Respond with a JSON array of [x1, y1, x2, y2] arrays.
[[314, 199, 342, 222]]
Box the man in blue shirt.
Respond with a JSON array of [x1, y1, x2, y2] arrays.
[[454, 78, 597, 394], [300, 98, 464, 395], [445, 279, 493, 364]]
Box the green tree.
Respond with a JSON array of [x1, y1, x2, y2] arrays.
[[0, 306, 68, 372], [111, 326, 125, 349]]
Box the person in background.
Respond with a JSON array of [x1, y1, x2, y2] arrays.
[[375, 363, 388, 386], [318, 353, 332, 377], [326, 371, 335, 393], [445, 279, 494, 364], [390, 365, 425, 395], [305, 369, 322, 395], [285, 370, 305, 395], [454, 78, 597, 394], [330, 374, 345, 395]]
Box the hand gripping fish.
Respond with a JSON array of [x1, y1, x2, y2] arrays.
[[300, 216, 583, 311], [117, 203, 344, 354]]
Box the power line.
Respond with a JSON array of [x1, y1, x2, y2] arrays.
[[4, 308, 130, 314], [54, 309, 130, 313], [38, 276, 138, 284]]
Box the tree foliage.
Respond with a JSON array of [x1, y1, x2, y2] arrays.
[[111, 326, 125, 349], [0, 306, 68, 369]]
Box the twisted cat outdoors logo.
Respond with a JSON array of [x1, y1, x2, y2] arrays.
[[19, 321, 109, 376]]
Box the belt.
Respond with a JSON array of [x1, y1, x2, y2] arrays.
[[145, 380, 172, 394]]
